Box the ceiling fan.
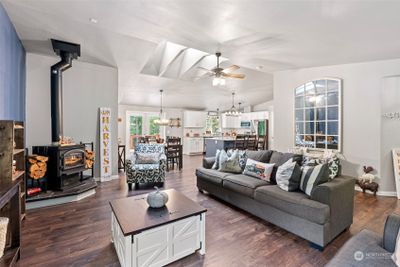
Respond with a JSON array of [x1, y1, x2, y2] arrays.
[[198, 52, 246, 86]]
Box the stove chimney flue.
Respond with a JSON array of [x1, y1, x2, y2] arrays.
[[50, 39, 80, 145]]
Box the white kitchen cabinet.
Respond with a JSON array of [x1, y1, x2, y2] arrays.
[[221, 114, 240, 129], [183, 137, 204, 155], [184, 111, 207, 128]]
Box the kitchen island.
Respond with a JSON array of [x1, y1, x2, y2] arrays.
[[204, 137, 235, 157]]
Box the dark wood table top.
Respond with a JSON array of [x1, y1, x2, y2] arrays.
[[109, 189, 207, 236]]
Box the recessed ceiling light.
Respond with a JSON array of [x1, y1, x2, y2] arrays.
[[256, 65, 263, 70], [89, 18, 98, 23]]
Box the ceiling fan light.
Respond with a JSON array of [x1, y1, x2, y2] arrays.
[[212, 77, 225, 86], [212, 77, 219, 86]]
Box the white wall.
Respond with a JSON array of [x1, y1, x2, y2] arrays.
[[274, 58, 400, 194], [118, 104, 184, 148], [26, 53, 118, 177]]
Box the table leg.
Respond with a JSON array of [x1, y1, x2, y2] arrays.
[[200, 213, 206, 255]]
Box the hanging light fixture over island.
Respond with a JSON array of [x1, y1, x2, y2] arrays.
[[154, 89, 170, 126], [224, 92, 241, 117]]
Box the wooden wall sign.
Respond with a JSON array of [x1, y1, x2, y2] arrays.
[[100, 107, 112, 180]]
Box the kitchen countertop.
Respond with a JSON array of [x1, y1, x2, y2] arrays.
[[205, 137, 236, 141]]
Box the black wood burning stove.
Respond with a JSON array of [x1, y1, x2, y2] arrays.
[[33, 144, 86, 191], [32, 39, 88, 191]]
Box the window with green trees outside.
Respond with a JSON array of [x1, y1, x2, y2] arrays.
[[130, 116, 142, 135], [149, 116, 160, 135]]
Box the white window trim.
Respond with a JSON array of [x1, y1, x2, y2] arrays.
[[293, 78, 342, 152]]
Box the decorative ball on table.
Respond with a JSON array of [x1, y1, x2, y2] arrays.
[[147, 187, 169, 208]]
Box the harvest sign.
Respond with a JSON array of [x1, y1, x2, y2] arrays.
[[100, 107, 112, 179]]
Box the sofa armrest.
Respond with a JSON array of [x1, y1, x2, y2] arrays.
[[383, 213, 400, 253], [311, 176, 355, 237], [203, 157, 216, 169]]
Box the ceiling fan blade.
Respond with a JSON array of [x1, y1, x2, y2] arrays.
[[222, 65, 240, 73], [193, 72, 214, 81], [197, 66, 214, 73], [222, 73, 246, 79]]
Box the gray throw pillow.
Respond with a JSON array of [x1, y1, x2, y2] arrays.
[[136, 153, 160, 164], [276, 159, 302, 191], [218, 149, 242, 174], [212, 149, 221, 170]]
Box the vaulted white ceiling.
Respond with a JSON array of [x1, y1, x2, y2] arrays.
[[3, 0, 400, 110]]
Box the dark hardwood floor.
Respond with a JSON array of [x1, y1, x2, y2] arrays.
[[17, 155, 400, 267]]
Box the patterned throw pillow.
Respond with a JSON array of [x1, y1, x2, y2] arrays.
[[326, 156, 340, 179], [303, 155, 340, 180], [212, 149, 221, 170], [276, 159, 302, 191], [218, 150, 242, 174], [243, 158, 275, 182], [227, 149, 247, 170], [300, 164, 330, 196], [136, 153, 160, 164]]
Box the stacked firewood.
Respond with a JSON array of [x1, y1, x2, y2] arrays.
[[85, 150, 94, 169], [27, 155, 49, 179]]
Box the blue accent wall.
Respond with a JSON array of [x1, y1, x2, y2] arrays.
[[0, 3, 26, 121]]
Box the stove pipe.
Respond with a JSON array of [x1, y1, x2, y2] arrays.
[[50, 39, 80, 144]]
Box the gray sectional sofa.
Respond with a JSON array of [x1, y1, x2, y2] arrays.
[[327, 213, 400, 266], [196, 150, 355, 248]]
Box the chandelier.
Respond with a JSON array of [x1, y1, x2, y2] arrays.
[[224, 92, 241, 117], [154, 89, 170, 126]]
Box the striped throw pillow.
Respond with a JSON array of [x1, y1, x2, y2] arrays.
[[300, 164, 329, 196], [276, 159, 302, 191]]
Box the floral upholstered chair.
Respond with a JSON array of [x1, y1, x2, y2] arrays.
[[126, 143, 167, 190]]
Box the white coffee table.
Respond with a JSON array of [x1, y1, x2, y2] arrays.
[[110, 189, 206, 267]]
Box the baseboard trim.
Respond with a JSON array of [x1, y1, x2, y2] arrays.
[[355, 185, 397, 197], [27, 189, 96, 209], [96, 175, 119, 182]]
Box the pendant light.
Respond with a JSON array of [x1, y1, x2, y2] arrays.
[[154, 89, 169, 126], [224, 92, 241, 117]]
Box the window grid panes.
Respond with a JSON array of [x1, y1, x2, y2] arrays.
[[295, 79, 340, 150]]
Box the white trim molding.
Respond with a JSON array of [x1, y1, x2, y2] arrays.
[[355, 185, 397, 197], [97, 174, 119, 183]]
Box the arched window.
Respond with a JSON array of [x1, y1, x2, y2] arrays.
[[294, 78, 342, 151]]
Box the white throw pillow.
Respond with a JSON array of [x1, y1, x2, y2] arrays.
[[392, 229, 400, 265], [243, 158, 275, 182], [276, 159, 302, 192]]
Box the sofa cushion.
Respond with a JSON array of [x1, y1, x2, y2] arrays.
[[245, 150, 273, 163], [269, 152, 303, 184], [270, 151, 303, 166], [223, 174, 269, 197], [196, 167, 230, 185], [136, 153, 160, 164], [254, 186, 330, 224], [135, 163, 160, 171]]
